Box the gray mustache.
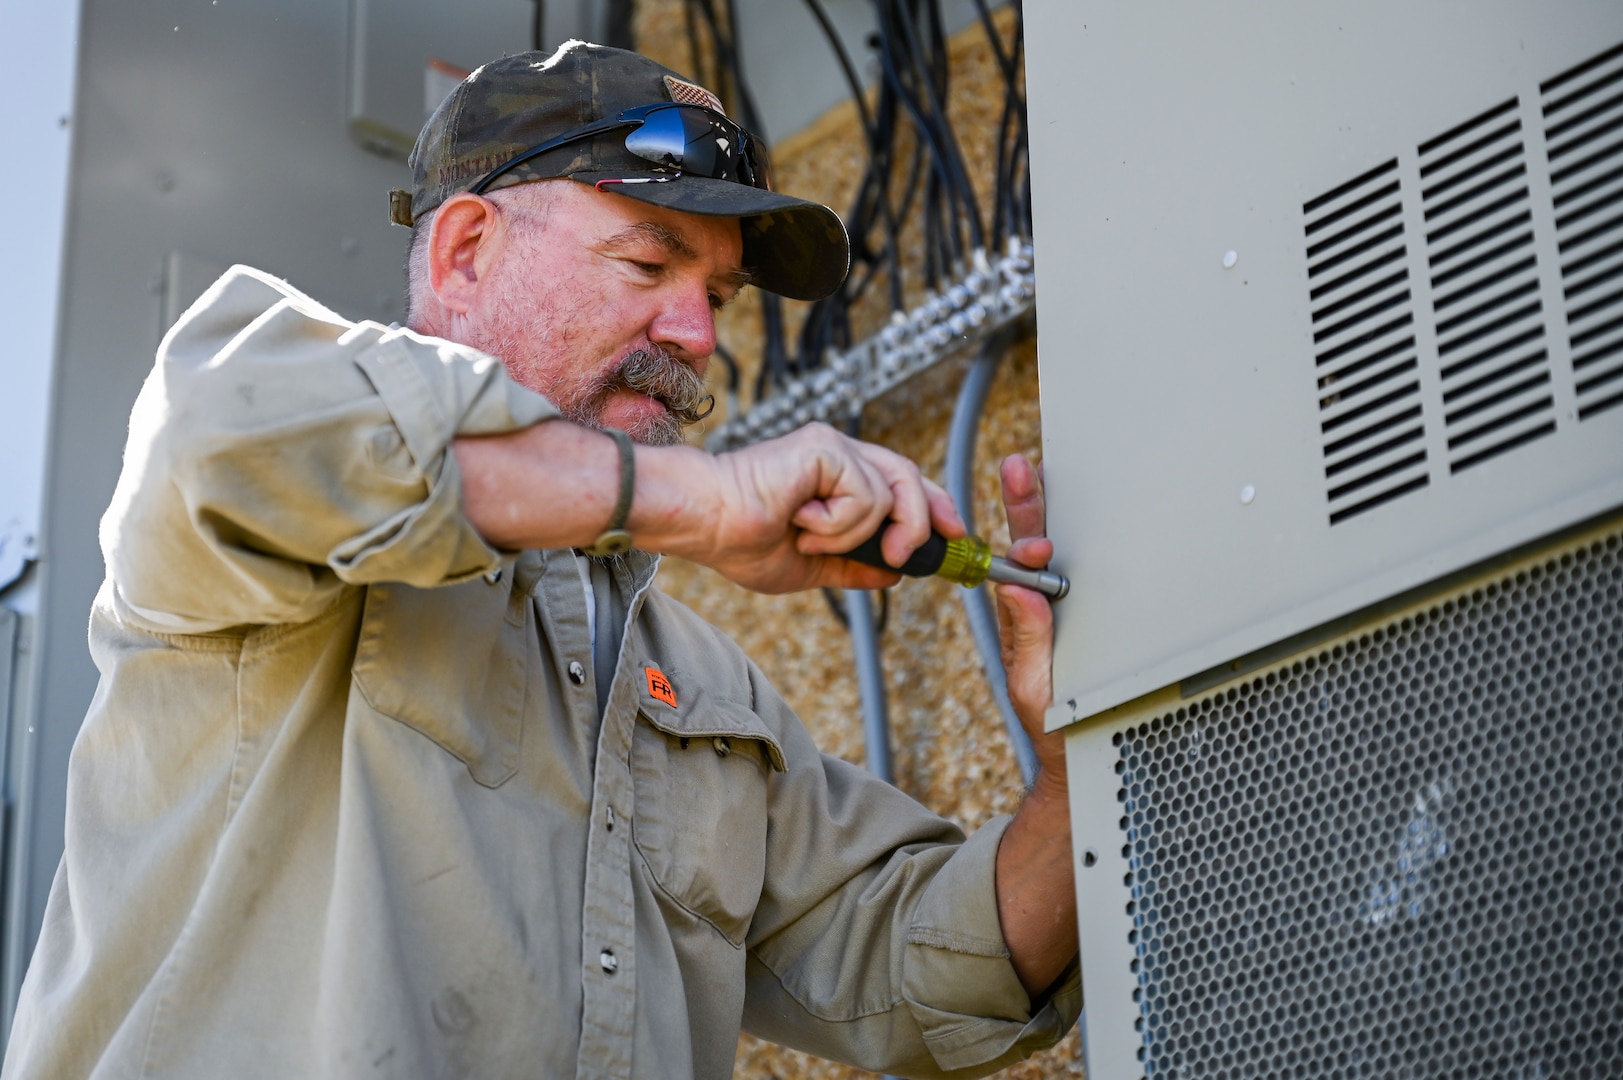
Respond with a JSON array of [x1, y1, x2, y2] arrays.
[[616, 347, 715, 425]]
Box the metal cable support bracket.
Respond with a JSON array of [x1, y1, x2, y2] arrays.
[[707, 238, 1035, 451]]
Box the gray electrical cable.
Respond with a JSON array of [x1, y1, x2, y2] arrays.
[[946, 332, 1039, 785], [844, 588, 894, 783], [841, 585, 900, 1080]]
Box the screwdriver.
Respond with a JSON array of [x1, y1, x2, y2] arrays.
[[844, 527, 1070, 600]]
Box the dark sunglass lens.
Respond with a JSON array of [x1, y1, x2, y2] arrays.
[[742, 135, 773, 191], [623, 109, 689, 170], [625, 108, 745, 181]]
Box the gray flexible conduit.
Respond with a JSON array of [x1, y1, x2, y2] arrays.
[[844, 588, 895, 783], [946, 333, 1039, 785]]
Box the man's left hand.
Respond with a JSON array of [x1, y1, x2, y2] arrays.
[[989, 452, 1078, 998], [993, 453, 1067, 787]]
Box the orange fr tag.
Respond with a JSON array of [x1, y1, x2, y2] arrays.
[[645, 667, 677, 708]]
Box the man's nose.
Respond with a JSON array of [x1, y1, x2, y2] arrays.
[[649, 284, 718, 364]]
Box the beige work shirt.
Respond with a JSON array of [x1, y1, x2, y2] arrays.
[[3, 267, 1080, 1079]]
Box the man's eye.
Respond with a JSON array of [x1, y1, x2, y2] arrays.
[[709, 292, 726, 310], [632, 261, 663, 275]]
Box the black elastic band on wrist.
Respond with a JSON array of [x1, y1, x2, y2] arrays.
[[584, 428, 635, 557]]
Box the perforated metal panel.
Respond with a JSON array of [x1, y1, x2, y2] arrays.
[[1066, 518, 1623, 1079]]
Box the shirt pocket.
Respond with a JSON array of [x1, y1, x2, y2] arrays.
[[630, 681, 786, 946], [351, 571, 531, 788]]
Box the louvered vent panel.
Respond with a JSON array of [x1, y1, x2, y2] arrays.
[[1544, 41, 1623, 421], [1305, 161, 1428, 525], [1419, 100, 1555, 472], [1304, 39, 1623, 528]]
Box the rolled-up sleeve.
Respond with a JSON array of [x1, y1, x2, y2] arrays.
[[102, 265, 558, 632], [741, 667, 1081, 1078], [901, 818, 1082, 1073]]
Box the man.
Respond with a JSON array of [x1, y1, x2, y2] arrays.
[[3, 42, 1078, 1079]]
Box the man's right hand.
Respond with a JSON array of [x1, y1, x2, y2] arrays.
[[454, 420, 963, 595], [663, 422, 964, 593]]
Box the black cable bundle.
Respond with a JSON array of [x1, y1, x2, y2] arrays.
[[666, 0, 792, 400], [678, 0, 1030, 403], [969, 0, 1031, 249]]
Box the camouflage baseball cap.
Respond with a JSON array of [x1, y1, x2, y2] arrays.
[[390, 40, 850, 302]]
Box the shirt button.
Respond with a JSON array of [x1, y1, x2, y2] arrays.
[[484, 567, 503, 584], [568, 661, 586, 685], [712, 736, 731, 757], [599, 950, 618, 974]]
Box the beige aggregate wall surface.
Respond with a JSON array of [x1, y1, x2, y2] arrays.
[[632, 5, 1084, 1077]]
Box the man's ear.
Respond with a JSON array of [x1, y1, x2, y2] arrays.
[[427, 192, 503, 314]]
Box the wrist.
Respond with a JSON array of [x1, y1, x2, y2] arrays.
[[624, 443, 727, 559], [1026, 762, 1070, 807], [581, 428, 636, 557]]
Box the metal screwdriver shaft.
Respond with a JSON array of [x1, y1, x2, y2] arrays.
[[844, 528, 1070, 600], [983, 555, 1071, 599]]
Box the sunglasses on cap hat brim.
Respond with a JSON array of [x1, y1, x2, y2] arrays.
[[470, 102, 773, 197]]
